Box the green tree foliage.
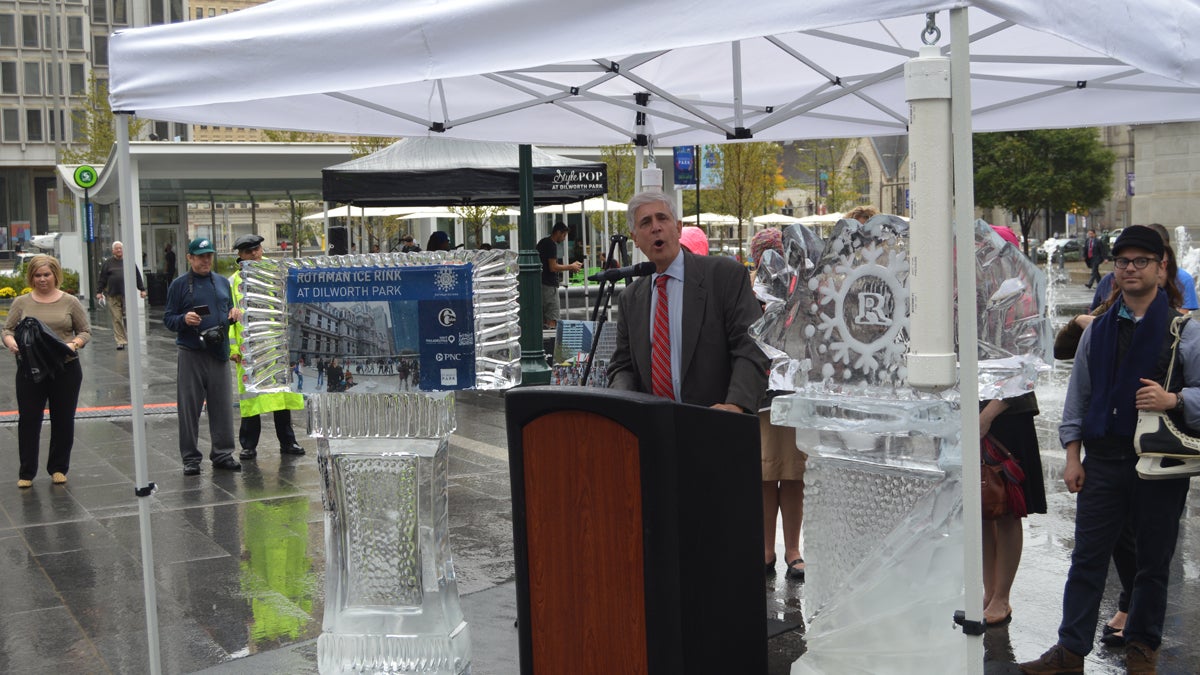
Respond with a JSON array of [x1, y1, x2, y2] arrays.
[[710, 142, 784, 258], [275, 200, 325, 256], [450, 205, 514, 248], [600, 144, 636, 203], [974, 128, 1115, 255], [262, 129, 332, 142], [598, 144, 637, 235], [791, 139, 854, 212], [60, 73, 147, 164], [351, 136, 398, 158]]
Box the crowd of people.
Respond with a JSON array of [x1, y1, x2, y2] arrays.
[[5, 197, 1194, 673]]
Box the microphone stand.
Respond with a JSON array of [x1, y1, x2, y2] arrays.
[[581, 234, 628, 387]]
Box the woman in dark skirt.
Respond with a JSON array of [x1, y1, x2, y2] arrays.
[[980, 391, 1046, 627]]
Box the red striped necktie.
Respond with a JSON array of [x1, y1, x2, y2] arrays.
[[651, 274, 674, 400]]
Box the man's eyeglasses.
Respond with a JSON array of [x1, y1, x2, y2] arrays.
[[1113, 256, 1160, 270]]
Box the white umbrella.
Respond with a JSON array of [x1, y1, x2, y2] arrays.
[[301, 205, 414, 220], [797, 211, 846, 225], [693, 212, 740, 225], [753, 213, 802, 226], [397, 206, 520, 220]]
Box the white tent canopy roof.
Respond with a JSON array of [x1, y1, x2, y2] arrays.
[[533, 197, 628, 214], [109, 0, 1200, 145]]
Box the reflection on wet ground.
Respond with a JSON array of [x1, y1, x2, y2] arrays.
[[0, 301, 1197, 673]]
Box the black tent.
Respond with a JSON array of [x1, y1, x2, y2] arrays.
[[322, 137, 607, 206]]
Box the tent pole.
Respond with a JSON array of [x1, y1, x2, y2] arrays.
[[116, 111, 163, 675], [517, 144, 551, 384], [951, 8, 984, 673]]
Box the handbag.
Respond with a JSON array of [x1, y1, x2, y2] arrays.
[[981, 434, 1027, 520], [1134, 315, 1200, 459]]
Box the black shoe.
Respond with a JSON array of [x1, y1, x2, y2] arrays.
[[786, 557, 806, 581], [1100, 624, 1126, 647], [182, 463, 201, 476], [281, 443, 306, 456], [212, 456, 242, 472], [239, 448, 258, 460], [116, 344, 127, 350]]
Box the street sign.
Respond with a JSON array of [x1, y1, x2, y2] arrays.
[[73, 165, 98, 189]]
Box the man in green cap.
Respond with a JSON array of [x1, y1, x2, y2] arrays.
[[228, 233, 305, 460], [163, 236, 241, 475]]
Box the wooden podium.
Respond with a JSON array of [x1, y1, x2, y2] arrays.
[[505, 387, 766, 675]]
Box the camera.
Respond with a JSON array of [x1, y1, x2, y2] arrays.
[[200, 326, 225, 348]]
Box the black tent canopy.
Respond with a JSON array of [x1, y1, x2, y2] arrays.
[[322, 137, 608, 207]]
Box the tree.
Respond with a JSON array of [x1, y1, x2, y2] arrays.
[[450, 205, 515, 248], [362, 215, 403, 252], [599, 144, 637, 235], [60, 73, 147, 164], [600, 144, 636, 203], [710, 142, 784, 259], [351, 136, 398, 158], [974, 128, 1115, 256], [276, 200, 325, 256], [791, 139, 854, 213], [262, 129, 332, 142]]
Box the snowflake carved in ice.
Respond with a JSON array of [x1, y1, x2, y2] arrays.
[[811, 242, 910, 379], [433, 268, 459, 293]]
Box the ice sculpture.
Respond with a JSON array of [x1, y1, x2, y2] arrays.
[[755, 217, 1049, 674], [239, 250, 521, 674]]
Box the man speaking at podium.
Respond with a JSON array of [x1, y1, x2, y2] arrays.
[[609, 191, 767, 413]]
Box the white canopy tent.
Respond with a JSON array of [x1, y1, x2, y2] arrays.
[[110, 0, 1200, 145], [105, 1, 1200, 673]]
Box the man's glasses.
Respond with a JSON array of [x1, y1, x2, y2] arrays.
[[1113, 256, 1160, 270]]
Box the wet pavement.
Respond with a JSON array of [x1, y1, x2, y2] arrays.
[[0, 292, 1198, 674]]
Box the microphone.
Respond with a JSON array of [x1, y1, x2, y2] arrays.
[[588, 261, 656, 282]]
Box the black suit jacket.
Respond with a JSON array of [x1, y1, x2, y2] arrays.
[[608, 250, 768, 412]]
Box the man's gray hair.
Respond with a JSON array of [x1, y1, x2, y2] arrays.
[[626, 191, 678, 230], [112, 241, 123, 250]]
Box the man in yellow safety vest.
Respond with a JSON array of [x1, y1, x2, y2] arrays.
[[228, 234, 305, 460]]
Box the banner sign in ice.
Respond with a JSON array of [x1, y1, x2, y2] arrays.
[[287, 265, 474, 391]]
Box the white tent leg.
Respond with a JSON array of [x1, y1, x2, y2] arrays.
[[116, 112, 163, 675], [951, 8, 984, 673]]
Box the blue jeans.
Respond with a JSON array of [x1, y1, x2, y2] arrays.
[[1057, 453, 1190, 654]]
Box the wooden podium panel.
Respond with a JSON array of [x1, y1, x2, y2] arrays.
[[507, 387, 766, 675], [522, 411, 647, 675]]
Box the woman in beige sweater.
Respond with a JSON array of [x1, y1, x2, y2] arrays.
[[2, 255, 90, 487]]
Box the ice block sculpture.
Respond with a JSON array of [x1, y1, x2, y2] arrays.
[[239, 250, 521, 674], [753, 217, 1048, 674]]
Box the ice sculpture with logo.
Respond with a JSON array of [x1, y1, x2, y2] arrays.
[[754, 217, 1049, 674], [238, 250, 520, 674]]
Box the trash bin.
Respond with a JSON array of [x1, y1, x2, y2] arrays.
[[146, 272, 169, 306]]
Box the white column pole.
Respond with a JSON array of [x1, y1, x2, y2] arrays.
[[116, 112, 163, 675], [950, 8, 984, 672]]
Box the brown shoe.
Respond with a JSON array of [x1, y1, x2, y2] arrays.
[[1126, 641, 1158, 674], [1017, 643, 1084, 674]]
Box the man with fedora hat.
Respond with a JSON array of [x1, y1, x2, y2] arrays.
[[228, 234, 305, 460], [163, 237, 242, 476], [1020, 225, 1198, 674]]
